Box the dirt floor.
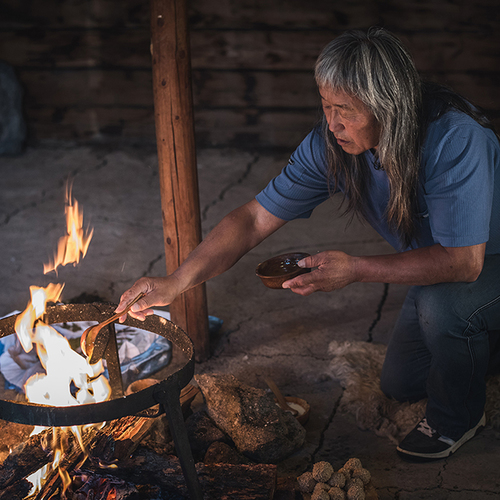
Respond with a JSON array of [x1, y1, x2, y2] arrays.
[[1, 142, 500, 499]]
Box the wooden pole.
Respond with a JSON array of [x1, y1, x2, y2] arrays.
[[150, 0, 210, 362]]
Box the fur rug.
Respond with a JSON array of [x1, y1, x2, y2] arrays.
[[327, 340, 500, 443]]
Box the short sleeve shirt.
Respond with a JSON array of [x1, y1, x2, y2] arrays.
[[255, 110, 500, 254]]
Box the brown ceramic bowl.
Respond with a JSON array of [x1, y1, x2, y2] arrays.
[[256, 252, 311, 289]]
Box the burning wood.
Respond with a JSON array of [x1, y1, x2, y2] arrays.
[[65, 470, 138, 500], [0, 427, 54, 489], [0, 413, 158, 499]]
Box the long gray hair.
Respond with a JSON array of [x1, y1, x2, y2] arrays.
[[315, 28, 422, 248]]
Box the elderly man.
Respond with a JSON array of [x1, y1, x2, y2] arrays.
[[117, 28, 500, 461]]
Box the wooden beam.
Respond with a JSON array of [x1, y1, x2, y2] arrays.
[[150, 0, 209, 361]]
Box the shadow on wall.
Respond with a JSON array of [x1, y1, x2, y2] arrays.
[[0, 61, 26, 156]]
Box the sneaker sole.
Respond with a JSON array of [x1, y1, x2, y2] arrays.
[[396, 413, 486, 461]]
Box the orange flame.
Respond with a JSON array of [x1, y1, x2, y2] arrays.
[[15, 183, 109, 496], [43, 183, 93, 275], [14, 283, 64, 353]]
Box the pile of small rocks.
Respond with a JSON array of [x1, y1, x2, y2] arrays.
[[297, 458, 371, 500]]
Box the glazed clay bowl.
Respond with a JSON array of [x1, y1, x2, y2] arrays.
[[256, 252, 311, 289]]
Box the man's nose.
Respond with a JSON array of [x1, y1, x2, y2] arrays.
[[327, 112, 343, 134]]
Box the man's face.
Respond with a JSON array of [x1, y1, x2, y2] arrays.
[[319, 87, 381, 155]]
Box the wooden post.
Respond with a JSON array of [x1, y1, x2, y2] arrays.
[[150, 0, 210, 362]]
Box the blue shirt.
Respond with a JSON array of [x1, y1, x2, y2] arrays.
[[256, 110, 500, 254]]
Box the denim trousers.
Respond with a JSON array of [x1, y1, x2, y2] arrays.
[[380, 254, 500, 440]]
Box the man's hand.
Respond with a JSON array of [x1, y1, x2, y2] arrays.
[[282, 243, 486, 296], [282, 250, 357, 295], [115, 275, 183, 321], [115, 200, 287, 321]]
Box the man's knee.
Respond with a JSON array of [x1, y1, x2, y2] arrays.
[[414, 285, 450, 325], [380, 371, 401, 400], [380, 367, 420, 402], [414, 284, 476, 341], [380, 363, 427, 402]]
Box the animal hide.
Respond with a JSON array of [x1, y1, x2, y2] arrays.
[[327, 340, 500, 443]]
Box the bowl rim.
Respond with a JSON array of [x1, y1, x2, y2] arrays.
[[255, 252, 311, 278]]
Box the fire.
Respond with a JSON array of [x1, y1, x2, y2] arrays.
[[14, 284, 64, 353], [25, 321, 109, 407], [43, 182, 93, 275], [13, 183, 110, 496]]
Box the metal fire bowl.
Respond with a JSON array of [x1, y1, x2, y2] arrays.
[[0, 303, 194, 427]]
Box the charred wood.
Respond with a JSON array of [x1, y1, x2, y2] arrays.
[[116, 449, 277, 500], [0, 415, 158, 498], [33, 415, 160, 500], [67, 469, 140, 500], [0, 478, 32, 500], [0, 427, 53, 489]]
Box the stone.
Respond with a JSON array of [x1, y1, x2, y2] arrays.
[[297, 471, 316, 493], [312, 460, 334, 482], [328, 471, 347, 488], [203, 441, 253, 465], [351, 468, 371, 486], [185, 410, 232, 460], [344, 458, 363, 471], [329, 486, 347, 500], [347, 484, 365, 500], [346, 478, 364, 491], [194, 373, 306, 463], [311, 484, 330, 500]]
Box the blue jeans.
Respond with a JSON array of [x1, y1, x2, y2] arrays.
[[380, 254, 500, 440]]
